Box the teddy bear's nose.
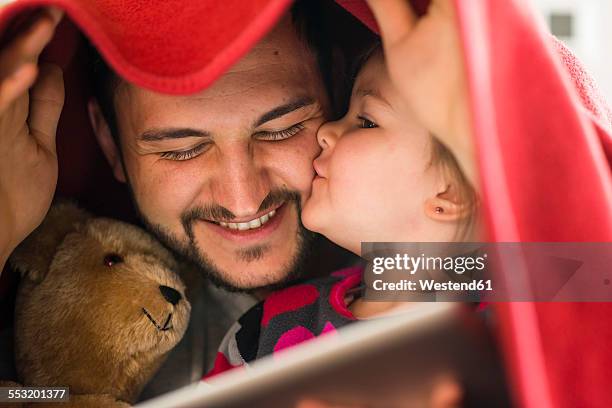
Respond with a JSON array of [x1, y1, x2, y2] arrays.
[[159, 285, 181, 305]]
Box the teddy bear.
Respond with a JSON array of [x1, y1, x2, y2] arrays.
[[0, 202, 191, 407]]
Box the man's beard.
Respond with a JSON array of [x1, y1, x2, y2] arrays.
[[129, 186, 316, 293]]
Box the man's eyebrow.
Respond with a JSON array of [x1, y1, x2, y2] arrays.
[[138, 128, 210, 142], [254, 96, 315, 127]]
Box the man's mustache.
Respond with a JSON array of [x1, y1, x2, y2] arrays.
[[181, 188, 301, 240]]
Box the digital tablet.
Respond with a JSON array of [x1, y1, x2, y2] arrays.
[[136, 303, 511, 408]]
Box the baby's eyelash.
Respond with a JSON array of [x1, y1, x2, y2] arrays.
[[160, 143, 210, 161], [256, 123, 305, 141], [357, 115, 378, 129]]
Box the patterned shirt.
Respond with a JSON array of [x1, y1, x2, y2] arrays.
[[204, 267, 362, 378]]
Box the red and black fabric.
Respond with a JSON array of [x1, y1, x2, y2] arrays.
[[0, 0, 611, 407], [204, 267, 361, 379]]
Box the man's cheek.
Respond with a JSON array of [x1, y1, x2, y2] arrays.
[[132, 165, 199, 226], [289, 132, 319, 196], [264, 132, 318, 191], [296, 127, 322, 166]]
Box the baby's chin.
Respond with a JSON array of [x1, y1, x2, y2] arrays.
[[300, 193, 322, 232], [302, 185, 368, 255], [303, 213, 358, 257], [341, 239, 362, 256]]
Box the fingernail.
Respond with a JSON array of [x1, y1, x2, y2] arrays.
[[47, 7, 64, 25]]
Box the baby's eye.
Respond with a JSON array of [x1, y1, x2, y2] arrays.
[[358, 116, 378, 129]]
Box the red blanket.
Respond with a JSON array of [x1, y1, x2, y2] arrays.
[[1, 0, 611, 406]]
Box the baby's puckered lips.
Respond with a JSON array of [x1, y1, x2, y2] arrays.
[[313, 156, 327, 179]]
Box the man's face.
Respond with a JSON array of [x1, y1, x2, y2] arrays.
[[105, 17, 328, 291]]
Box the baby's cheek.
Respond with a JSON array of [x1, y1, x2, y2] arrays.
[[329, 142, 379, 198], [333, 147, 413, 232]]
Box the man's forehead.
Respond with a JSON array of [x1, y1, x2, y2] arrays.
[[234, 13, 314, 66], [120, 60, 318, 118], [202, 14, 318, 96], [113, 12, 327, 136], [119, 14, 319, 105]]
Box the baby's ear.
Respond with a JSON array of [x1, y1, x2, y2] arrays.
[[9, 202, 90, 283], [425, 184, 472, 222]]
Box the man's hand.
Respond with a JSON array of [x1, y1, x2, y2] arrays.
[[0, 7, 64, 270], [365, 0, 478, 188]]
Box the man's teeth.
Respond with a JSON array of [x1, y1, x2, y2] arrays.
[[218, 209, 276, 231]]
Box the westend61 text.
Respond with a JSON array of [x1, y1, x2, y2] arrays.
[[372, 279, 493, 292]]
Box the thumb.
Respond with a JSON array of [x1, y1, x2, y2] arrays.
[[28, 62, 64, 154], [365, 0, 417, 45]]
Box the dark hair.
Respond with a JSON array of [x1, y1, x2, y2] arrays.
[[89, 44, 120, 139], [88, 0, 376, 138], [349, 40, 382, 84]]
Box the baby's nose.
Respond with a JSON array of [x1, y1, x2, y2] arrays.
[[159, 285, 182, 305], [317, 120, 340, 150]]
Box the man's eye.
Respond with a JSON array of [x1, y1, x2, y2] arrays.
[[160, 143, 210, 161], [255, 123, 305, 141], [358, 116, 378, 129]]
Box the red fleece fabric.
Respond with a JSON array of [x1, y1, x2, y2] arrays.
[[0, 1, 611, 407], [454, 2, 612, 407], [0, 0, 292, 94]]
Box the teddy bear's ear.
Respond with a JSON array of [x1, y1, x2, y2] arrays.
[[9, 202, 91, 283]]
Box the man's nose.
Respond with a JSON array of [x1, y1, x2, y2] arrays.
[[211, 147, 270, 217], [316, 120, 340, 151]]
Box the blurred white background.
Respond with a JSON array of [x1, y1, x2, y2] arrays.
[[532, 0, 612, 105]]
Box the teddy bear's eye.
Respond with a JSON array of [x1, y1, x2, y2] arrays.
[[103, 253, 124, 267]]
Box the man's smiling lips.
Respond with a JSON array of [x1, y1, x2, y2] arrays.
[[199, 203, 288, 243], [215, 207, 277, 230]]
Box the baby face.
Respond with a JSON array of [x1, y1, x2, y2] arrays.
[[302, 51, 459, 254]]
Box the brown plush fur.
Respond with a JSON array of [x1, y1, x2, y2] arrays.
[[6, 203, 191, 406]]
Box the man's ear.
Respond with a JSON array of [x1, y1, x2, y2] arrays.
[[87, 98, 127, 183], [10, 202, 91, 284], [425, 183, 471, 222]]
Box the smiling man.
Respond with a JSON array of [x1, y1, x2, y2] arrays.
[[86, 7, 341, 292]]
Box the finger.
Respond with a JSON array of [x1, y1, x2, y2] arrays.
[[365, 0, 417, 45], [27, 63, 64, 154], [0, 7, 63, 78], [296, 399, 368, 408], [46, 7, 64, 26], [296, 400, 328, 408], [0, 63, 37, 113], [429, 377, 463, 408]]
